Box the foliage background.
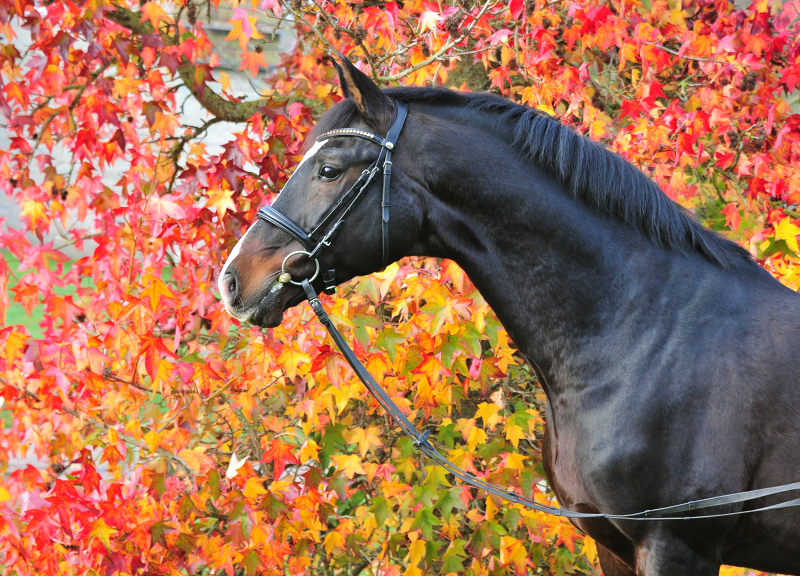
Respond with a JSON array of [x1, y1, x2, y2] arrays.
[[0, 0, 798, 573]]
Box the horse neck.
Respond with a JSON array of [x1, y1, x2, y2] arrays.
[[409, 114, 714, 393]]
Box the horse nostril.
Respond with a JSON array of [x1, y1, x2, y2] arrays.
[[222, 270, 240, 302]]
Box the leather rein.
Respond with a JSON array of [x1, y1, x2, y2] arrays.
[[254, 100, 800, 521]]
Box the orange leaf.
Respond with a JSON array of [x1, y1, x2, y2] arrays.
[[140, 2, 174, 31]]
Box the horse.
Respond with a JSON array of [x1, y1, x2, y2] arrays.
[[217, 57, 800, 575]]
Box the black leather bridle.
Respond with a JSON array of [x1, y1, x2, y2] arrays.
[[256, 101, 408, 294], [252, 99, 800, 521]]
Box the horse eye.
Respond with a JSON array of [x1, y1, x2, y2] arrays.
[[319, 165, 341, 180]]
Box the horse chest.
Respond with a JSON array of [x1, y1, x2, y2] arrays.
[[540, 397, 653, 513]]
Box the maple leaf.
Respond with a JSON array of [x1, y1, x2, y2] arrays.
[[261, 440, 300, 479], [147, 193, 185, 222], [467, 427, 487, 452], [408, 538, 426, 565], [259, 0, 282, 16], [243, 477, 268, 499], [20, 200, 49, 228], [324, 531, 345, 554], [298, 440, 320, 463], [226, 453, 249, 479], [140, 2, 174, 31], [240, 50, 268, 77], [347, 426, 383, 457], [773, 217, 800, 254], [140, 273, 177, 311], [721, 203, 742, 232], [418, 10, 440, 33], [226, 9, 264, 52], [474, 401, 502, 430], [89, 517, 117, 551], [331, 454, 365, 479], [206, 187, 236, 218], [505, 424, 525, 448]]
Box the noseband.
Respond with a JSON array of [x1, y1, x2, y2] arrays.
[[256, 101, 409, 294]]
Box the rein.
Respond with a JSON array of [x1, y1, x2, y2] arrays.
[[256, 100, 800, 521]]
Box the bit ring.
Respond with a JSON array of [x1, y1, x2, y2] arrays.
[[280, 250, 320, 286]]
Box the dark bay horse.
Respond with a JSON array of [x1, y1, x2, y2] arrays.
[[218, 58, 800, 575]]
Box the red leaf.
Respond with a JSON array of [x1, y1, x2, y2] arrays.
[[261, 440, 300, 480]]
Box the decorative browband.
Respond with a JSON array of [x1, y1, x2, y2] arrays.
[[319, 128, 385, 146]]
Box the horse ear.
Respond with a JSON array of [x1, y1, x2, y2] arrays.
[[334, 56, 392, 124]]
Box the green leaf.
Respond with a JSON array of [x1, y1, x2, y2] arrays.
[[177, 495, 195, 522], [260, 491, 289, 522], [150, 521, 168, 549], [243, 549, 260, 576], [423, 465, 451, 489], [442, 539, 468, 572], [520, 466, 536, 500], [375, 327, 406, 363], [435, 487, 467, 520], [370, 497, 391, 526], [425, 540, 441, 563], [411, 507, 438, 540], [437, 422, 458, 450], [207, 469, 221, 500]]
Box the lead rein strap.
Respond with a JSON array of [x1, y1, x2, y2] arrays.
[[299, 281, 800, 521]]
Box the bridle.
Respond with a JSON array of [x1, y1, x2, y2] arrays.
[[252, 99, 800, 521], [256, 101, 409, 295]]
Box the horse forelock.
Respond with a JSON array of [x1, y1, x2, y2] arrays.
[[379, 86, 752, 269]]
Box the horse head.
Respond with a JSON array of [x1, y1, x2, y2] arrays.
[[218, 58, 424, 328]]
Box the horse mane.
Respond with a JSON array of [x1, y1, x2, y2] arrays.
[[314, 86, 753, 268]]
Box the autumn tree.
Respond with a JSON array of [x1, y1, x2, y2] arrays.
[[0, 0, 798, 574]]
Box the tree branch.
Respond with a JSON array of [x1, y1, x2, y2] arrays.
[[106, 6, 264, 123]]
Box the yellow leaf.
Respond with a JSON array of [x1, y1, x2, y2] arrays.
[[218, 71, 232, 93], [474, 402, 501, 430], [504, 424, 525, 449], [243, 477, 268, 499], [153, 359, 173, 393], [299, 440, 320, 463], [582, 536, 598, 565], [331, 454, 364, 479], [347, 427, 383, 457], [178, 448, 202, 474], [774, 217, 800, 254], [505, 452, 527, 470], [0, 486, 11, 502], [467, 427, 487, 452], [590, 119, 608, 140], [268, 478, 293, 495], [408, 539, 426, 565], [20, 200, 49, 228], [124, 419, 143, 441], [324, 531, 345, 554], [501, 45, 513, 67], [89, 517, 117, 551], [206, 187, 236, 219], [144, 430, 161, 454], [486, 495, 498, 521]]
